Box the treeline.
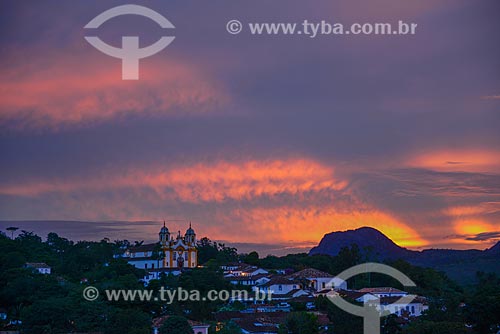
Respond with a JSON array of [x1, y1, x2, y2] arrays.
[[0, 231, 242, 333], [0, 231, 499, 333]]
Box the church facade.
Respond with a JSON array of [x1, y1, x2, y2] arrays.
[[123, 222, 197, 279]]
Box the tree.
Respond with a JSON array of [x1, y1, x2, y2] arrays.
[[278, 312, 319, 334], [316, 295, 363, 334], [105, 308, 151, 334], [21, 297, 74, 334], [465, 272, 500, 333], [217, 320, 241, 334], [196, 237, 238, 264], [244, 251, 259, 265], [403, 320, 470, 334], [6, 226, 18, 239], [160, 316, 193, 334]]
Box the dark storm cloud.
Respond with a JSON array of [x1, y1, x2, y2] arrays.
[[466, 231, 500, 242]]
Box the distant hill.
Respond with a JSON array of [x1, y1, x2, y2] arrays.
[[309, 227, 412, 259], [486, 241, 500, 254], [309, 227, 500, 285]]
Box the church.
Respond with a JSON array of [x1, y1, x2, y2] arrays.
[[123, 222, 198, 279]]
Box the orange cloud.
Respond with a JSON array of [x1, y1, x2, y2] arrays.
[[446, 219, 500, 247], [407, 149, 500, 173], [206, 206, 428, 248], [0, 50, 227, 130], [0, 158, 347, 202], [443, 202, 500, 217], [454, 219, 497, 236]]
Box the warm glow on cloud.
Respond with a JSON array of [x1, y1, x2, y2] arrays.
[[0, 52, 227, 130], [444, 202, 500, 217], [0, 158, 346, 202], [408, 149, 500, 173], [208, 206, 428, 248], [0, 157, 428, 248], [454, 219, 497, 236]]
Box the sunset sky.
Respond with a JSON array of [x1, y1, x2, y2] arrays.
[[0, 0, 499, 255]]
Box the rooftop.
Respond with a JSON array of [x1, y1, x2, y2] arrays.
[[358, 287, 407, 294], [25, 262, 50, 268], [286, 268, 334, 279]]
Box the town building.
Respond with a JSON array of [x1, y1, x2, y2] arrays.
[[25, 262, 51, 274], [287, 268, 347, 291], [358, 287, 408, 298], [123, 222, 198, 280]]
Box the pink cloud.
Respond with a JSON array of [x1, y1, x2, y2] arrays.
[[0, 49, 228, 130], [0, 158, 346, 201]]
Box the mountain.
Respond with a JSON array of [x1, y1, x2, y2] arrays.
[[486, 241, 500, 254], [309, 227, 500, 285], [309, 227, 412, 259]]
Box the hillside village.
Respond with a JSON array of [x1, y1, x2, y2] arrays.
[[112, 224, 430, 333], [0, 229, 498, 334], [213, 262, 429, 334]]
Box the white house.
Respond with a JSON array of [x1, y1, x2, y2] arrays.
[[287, 268, 347, 291], [25, 262, 51, 274], [377, 296, 429, 317], [258, 277, 303, 295], [222, 263, 268, 277], [0, 308, 7, 320], [358, 287, 408, 298], [335, 290, 379, 303], [228, 274, 271, 286]]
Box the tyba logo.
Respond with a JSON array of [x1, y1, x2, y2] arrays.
[[327, 263, 417, 334], [84, 4, 175, 80]]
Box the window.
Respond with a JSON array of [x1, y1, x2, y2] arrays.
[[322, 282, 326, 289], [152, 263, 155, 269], [279, 285, 282, 291], [411, 306, 415, 314], [144, 264, 147, 269]]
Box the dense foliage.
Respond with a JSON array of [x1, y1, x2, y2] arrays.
[[0, 230, 498, 333]]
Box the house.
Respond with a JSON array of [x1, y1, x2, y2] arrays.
[[335, 289, 379, 303], [233, 313, 287, 334], [25, 262, 51, 274], [243, 303, 292, 313], [358, 287, 408, 298], [334, 287, 428, 318], [0, 308, 7, 320], [215, 311, 331, 334], [223, 263, 271, 287], [258, 277, 303, 295], [286, 268, 347, 291], [152, 316, 210, 334], [377, 296, 429, 317], [228, 274, 271, 286], [223, 263, 269, 277]]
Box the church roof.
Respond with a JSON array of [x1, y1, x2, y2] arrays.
[[128, 243, 158, 252], [185, 222, 195, 235]]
